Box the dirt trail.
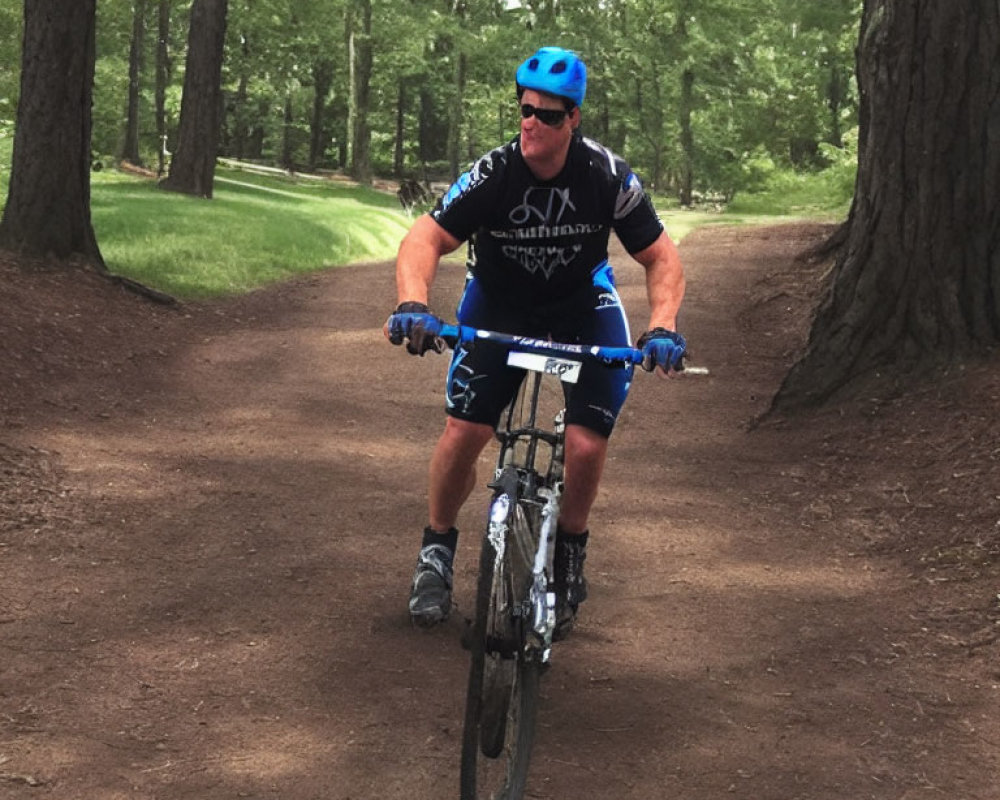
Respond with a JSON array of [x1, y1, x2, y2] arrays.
[[1, 224, 998, 799]]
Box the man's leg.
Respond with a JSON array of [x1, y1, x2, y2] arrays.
[[428, 416, 495, 531], [409, 416, 494, 627], [559, 423, 609, 534], [553, 424, 609, 638]]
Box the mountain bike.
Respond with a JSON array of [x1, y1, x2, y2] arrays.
[[434, 324, 702, 800]]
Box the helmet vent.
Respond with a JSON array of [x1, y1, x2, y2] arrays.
[[528, 58, 540, 70], [551, 60, 567, 74]]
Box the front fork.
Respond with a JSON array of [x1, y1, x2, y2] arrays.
[[530, 487, 561, 663], [485, 471, 562, 665]]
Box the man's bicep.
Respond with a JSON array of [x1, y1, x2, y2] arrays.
[[631, 230, 680, 270], [411, 213, 463, 256]]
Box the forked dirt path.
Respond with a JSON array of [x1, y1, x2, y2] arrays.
[[1, 224, 998, 799]]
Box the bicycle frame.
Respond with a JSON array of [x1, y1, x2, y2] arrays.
[[486, 346, 589, 663]]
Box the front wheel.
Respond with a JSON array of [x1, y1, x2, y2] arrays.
[[460, 503, 542, 799]]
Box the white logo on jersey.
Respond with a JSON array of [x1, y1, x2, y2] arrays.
[[501, 243, 583, 279], [509, 187, 577, 226]]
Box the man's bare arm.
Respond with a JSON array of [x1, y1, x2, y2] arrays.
[[395, 214, 463, 306], [631, 231, 686, 331]]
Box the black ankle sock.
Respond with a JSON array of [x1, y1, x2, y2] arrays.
[[422, 526, 459, 553], [556, 527, 589, 548]]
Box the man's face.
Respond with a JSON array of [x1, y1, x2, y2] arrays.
[[519, 89, 577, 165]]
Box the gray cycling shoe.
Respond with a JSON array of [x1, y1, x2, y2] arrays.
[[409, 544, 454, 627], [552, 536, 588, 641]]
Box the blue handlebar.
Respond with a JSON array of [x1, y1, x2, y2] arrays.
[[437, 323, 644, 366]]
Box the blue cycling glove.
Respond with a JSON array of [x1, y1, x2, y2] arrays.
[[637, 327, 687, 372], [386, 301, 445, 355]]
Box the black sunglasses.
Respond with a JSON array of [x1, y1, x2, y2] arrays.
[[520, 103, 570, 127]]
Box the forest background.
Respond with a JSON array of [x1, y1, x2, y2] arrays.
[[0, 0, 860, 214]]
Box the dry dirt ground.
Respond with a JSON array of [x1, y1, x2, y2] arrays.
[[1, 223, 999, 800]]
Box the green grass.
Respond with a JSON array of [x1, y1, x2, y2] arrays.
[[90, 166, 411, 298], [725, 163, 855, 219]]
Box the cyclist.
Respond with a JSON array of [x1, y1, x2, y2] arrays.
[[385, 46, 687, 637]]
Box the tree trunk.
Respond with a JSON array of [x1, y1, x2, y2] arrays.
[[675, 9, 695, 207], [309, 59, 334, 171], [772, 1, 1000, 411], [281, 93, 294, 170], [344, 4, 355, 170], [247, 99, 267, 160], [393, 78, 405, 177], [155, 0, 171, 176], [419, 87, 446, 165], [447, 49, 466, 180], [826, 62, 844, 148], [678, 67, 695, 207], [120, 0, 146, 166], [160, 0, 228, 198], [348, 0, 373, 185], [0, 0, 103, 266], [231, 26, 251, 161]]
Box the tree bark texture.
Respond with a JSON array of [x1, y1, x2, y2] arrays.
[[281, 94, 294, 170], [0, 0, 103, 265], [678, 67, 695, 206], [447, 49, 466, 180], [160, 0, 228, 198], [393, 79, 406, 177], [310, 59, 334, 171], [120, 0, 147, 165], [349, 0, 373, 185], [155, 0, 171, 176], [773, 1, 1000, 410]]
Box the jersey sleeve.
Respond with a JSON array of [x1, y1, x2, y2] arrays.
[[611, 168, 664, 255], [429, 146, 506, 242], [581, 137, 664, 255]]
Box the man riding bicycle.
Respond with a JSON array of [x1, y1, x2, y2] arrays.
[[385, 46, 687, 638]]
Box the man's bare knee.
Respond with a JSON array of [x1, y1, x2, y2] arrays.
[[440, 416, 494, 451]]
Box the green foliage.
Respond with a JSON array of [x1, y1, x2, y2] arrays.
[[0, 3, 21, 118], [0, 118, 13, 199], [3, 0, 862, 223], [94, 0, 858, 193], [90, 167, 411, 297], [727, 128, 857, 216]]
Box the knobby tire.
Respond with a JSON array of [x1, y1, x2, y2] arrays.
[[460, 500, 542, 800]]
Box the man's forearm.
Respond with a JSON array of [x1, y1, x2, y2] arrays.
[[394, 214, 460, 305], [637, 233, 685, 331]]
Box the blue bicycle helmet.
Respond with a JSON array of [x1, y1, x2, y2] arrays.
[[516, 47, 587, 108]]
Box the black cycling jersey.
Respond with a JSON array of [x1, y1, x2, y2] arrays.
[[431, 132, 663, 309]]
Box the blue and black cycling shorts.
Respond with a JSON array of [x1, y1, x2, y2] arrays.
[[445, 262, 634, 439]]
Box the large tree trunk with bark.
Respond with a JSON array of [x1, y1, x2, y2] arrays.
[[0, 0, 103, 265], [160, 0, 228, 198], [772, 1, 1000, 411]]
